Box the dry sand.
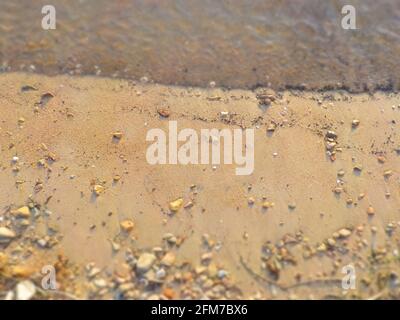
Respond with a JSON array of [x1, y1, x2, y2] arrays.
[[0, 72, 399, 299]]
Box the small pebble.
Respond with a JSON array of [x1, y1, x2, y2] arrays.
[[16, 280, 36, 300], [136, 253, 156, 272]]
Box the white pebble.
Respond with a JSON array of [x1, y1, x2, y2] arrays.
[[16, 280, 36, 300]]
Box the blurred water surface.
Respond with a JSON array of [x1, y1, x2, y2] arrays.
[[0, 0, 399, 91]]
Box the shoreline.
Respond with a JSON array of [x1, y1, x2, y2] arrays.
[[3, 71, 400, 95]]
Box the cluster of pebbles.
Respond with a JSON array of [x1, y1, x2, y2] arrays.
[[325, 130, 339, 162], [0, 209, 240, 300]]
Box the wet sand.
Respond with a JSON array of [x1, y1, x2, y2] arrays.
[[1, 0, 400, 91], [0, 73, 399, 299]]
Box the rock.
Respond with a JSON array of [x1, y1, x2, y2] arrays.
[[19, 219, 30, 227], [217, 269, 228, 279], [11, 206, 30, 219], [367, 206, 375, 216], [325, 141, 336, 150], [93, 184, 105, 196], [262, 201, 274, 209], [195, 266, 206, 275], [162, 287, 175, 299], [207, 263, 218, 277], [207, 96, 222, 101], [220, 111, 229, 118], [156, 268, 166, 280], [0, 252, 8, 269], [157, 107, 170, 118], [21, 85, 38, 92], [267, 123, 276, 132], [39, 92, 54, 106], [386, 223, 395, 235], [317, 243, 327, 252], [136, 253, 156, 272], [356, 225, 364, 233], [327, 238, 336, 246], [11, 265, 34, 277], [256, 90, 276, 106], [203, 279, 214, 289], [152, 246, 164, 254], [164, 235, 177, 245], [383, 170, 393, 178], [37, 238, 48, 248], [87, 267, 101, 278], [16, 280, 36, 300], [37, 159, 46, 167], [110, 240, 121, 252], [93, 278, 108, 288], [118, 283, 134, 293], [184, 201, 194, 209], [326, 130, 337, 139], [169, 198, 183, 212], [202, 233, 216, 248], [351, 119, 360, 128], [0, 227, 16, 243], [46, 151, 58, 162], [333, 187, 343, 194], [201, 252, 213, 263], [120, 219, 135, 232], [161, 252, 176, 267], [377, 156, 386, 163], [112, 132, 123, 140], [338, 228, 351, 238]]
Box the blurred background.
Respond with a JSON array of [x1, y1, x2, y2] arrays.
[[0, 0, 399, 91]]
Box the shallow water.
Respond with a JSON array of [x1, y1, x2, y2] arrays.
[[0, 0, 399, 91]]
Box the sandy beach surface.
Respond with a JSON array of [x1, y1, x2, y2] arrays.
[[0, 72, 399, 299]]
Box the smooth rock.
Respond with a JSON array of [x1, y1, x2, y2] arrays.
[[169, 198, 183, 212], [136, 253, 156, 272], [12, 206, 30, 219], [0, 227, 16, 243], [161, 252, 176, 267], [16, 280, 36, 300], [338, 228, 351, 238], [120, 219, 135, 232]]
